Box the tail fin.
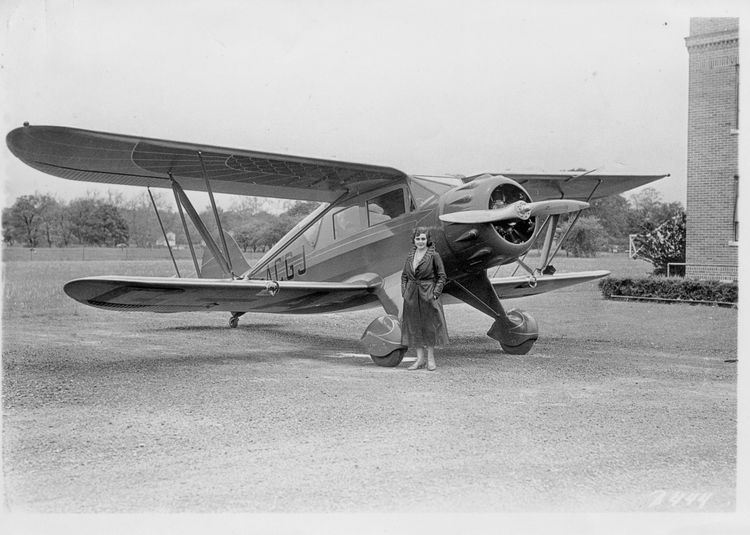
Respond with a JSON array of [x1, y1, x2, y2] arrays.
[[200, 231, 251, 279]]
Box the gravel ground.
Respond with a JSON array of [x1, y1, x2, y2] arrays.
[[2, 280, 737, 513]]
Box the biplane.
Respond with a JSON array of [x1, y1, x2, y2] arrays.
[[6, 124, 667, 366]]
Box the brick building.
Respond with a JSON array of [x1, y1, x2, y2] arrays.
[[684, 18, 739, 281]]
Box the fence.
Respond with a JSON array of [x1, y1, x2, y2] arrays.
[[1, 246, 264, 263]]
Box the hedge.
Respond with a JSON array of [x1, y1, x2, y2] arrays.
[[598, 276, 737, 306]]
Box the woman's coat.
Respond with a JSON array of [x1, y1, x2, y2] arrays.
[[400, 246, 450, 347]]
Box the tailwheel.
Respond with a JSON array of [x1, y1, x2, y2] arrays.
[[229, 312, 244, 328], [371, 348, 406, 367]]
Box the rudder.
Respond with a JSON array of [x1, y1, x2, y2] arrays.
[[200, 230, 251, 279]]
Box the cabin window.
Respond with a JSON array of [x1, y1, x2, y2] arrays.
[[333, 206, 362, 240], [367, 189, 406, 226], [302, 218, 322, 247]]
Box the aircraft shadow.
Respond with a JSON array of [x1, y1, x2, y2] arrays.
[[168, 323, 284, 331], [141, 322, 369, 367], [140, 324, 517, 368]]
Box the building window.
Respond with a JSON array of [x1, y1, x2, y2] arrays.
[[735, 64, 740, 130], [732, 174, 739, 244]]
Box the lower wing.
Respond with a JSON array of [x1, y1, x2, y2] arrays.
[[490, 270, 609, 299], [64, 275, 383, 314], [65, 270, 608, 314]]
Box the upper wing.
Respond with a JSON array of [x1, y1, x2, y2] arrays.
[[64, 275, 383, 314], [499, 173, 669, 201], [6, 124, 407, 203]]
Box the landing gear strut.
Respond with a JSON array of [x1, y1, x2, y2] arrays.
[[447, 274, 538, 355]]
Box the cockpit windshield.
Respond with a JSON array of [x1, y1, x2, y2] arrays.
[[409, 175, 461, 208], [293, 203, 328, 247]]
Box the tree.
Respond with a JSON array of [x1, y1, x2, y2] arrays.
[[2, 208, 16, 245], [66, 197, 129, 246], [282, 201, 320, 220], [234, 229, 253, 252], [95, 203, 130, 246], [629, 187, 663, 214], [4, 194, 59, 247], [67, 198, 98, 245], [37, 197, 64, 247], [119, 191, 179, 247], [48, 200, 77, 247], [632, 210, 686, 276], [560, 216, 607, 257], [233, 212, 277, 252], [627, 187, 684, 234], [587, 195, 631, 244], [228, 196, 265, 215]]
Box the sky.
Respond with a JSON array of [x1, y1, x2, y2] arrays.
[[1, 0, 747, 210]]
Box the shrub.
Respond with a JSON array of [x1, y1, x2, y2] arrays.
[[632, 211, 686, 276], [598, 276, 737, 306]]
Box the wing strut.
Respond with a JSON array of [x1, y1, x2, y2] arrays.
[[171, 175, 202, 277], [148, 187, 181, 278], [170, 175, 235, 278], [538, 214, 559, 270], [170, 176, 234, 278], [198, 151, 233, 273], [540, 178, 602, 270], [509, 178, 601, 280]]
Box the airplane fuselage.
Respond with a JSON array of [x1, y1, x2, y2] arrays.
[[245, 173, 541, 315], [250, 188, 437, 315]]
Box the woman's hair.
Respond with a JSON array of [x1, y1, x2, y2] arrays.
[[411, 226, 433, 247]]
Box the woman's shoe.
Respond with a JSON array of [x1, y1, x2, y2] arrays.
[[407, 360, 425, 370], [426, 362, 437, 371]]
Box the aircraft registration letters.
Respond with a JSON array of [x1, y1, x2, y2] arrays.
[[264, 247, 307, 281]]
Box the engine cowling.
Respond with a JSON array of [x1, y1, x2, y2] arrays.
[[435, 174, 537, 275]]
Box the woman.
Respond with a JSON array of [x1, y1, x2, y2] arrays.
[[400, 227, 449, 371]]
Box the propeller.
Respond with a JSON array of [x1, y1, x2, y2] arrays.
[[439, 199, 589, 224]]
